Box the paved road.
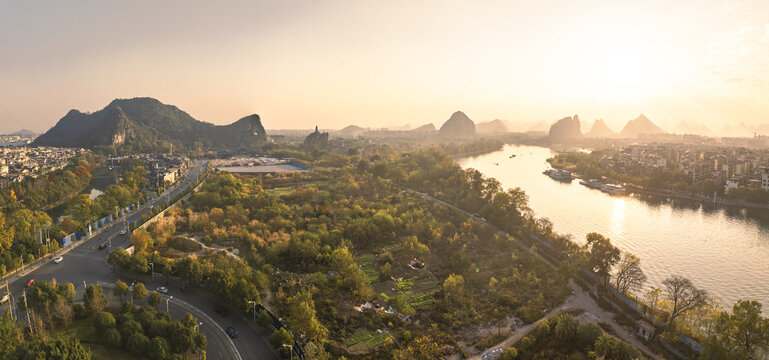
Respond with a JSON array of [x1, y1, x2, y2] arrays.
[[1, 161, 279, 360]]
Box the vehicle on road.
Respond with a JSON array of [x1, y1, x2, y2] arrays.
[[156, 286, 168, 294], [53, 256, 63, 264], [120, 229, 127, 236], [98, 242, 108, 250], [225, 326, 238, 339], [214, 304, 229, 317], [25, 279, 35, 287], [0, 294, 8, 304]]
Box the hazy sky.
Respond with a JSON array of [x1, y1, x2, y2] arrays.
[[1, 0, 768, 133]]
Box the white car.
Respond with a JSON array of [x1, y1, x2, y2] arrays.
[[119, 229, 127, 236], [53, 256, 63, 264], [0, 294, 8, 304], [156, 286, 168, 294]]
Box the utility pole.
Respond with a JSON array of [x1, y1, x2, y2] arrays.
[[166, 296, 173, 313], [23, 290, 32, 336], [3, 281, 13, 321]]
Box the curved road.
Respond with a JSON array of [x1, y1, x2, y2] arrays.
[[1, 161, 278, 360]]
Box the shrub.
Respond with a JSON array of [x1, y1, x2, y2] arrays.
[[94, 311, 116, 333]]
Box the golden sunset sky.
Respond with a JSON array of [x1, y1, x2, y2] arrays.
[[1, 0, 768, 133]]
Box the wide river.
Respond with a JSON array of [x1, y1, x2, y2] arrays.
[[458, 144, 769, 309]]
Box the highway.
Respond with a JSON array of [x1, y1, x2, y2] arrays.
[[1, 160, 278, 360]]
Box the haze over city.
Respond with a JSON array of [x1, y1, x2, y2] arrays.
[[2, 0, 769, 134]]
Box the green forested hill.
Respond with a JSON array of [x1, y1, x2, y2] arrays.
[[33, 97, 267, 152]]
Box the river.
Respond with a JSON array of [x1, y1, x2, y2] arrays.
[[457, 144, 769, 309]]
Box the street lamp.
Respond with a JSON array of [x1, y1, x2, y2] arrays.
[[166, 296, 173, 313], [149, 262, 154, 279], [247, 300, 257, 325], [282, 344, 293, 359]]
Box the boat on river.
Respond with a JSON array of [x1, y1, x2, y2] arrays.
[[543, 169, 573, 182]]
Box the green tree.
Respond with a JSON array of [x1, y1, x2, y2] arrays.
[[379, 262, 392, 281], [442, 274, 466, 308], [702, 300, 769, 360], [114, 280, 129, 303], [7, 337, 92, 360], [269, 328, 294, 348], [554, 314, 578, 343], [148, 336, 170, 360], [148, 291, 163, 310], [104, 328, 122, 348], [94, 311, 116, 333], [499, 347, 518, 360], [108, 248, 131, 269], [582, 233, 620, 284], [286, 291, 327, 343], [0, 313, 22, 357], [83, 284, 107, 314], [132, 283, 147, 304]]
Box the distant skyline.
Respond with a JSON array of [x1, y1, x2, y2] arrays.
[[1, 0, 768, 134]]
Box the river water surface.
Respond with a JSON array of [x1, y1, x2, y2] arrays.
[[457, 144, 769, 309]]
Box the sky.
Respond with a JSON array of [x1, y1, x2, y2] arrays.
[[1, 0, 768, 133]]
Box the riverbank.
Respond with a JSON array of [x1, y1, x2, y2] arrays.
[[458, 144, 769, 317], [624, 184, 769, 210]]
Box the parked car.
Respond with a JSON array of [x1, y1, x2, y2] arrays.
[[53, 256, 63, 264], [156, 286, 168, 294], [0, 294, 9, 304], [25, 279, 35, 287], [98, 242, 108, 250], [225, 327, 238, 339], [214, 305, 229, 317], [120, 229, 127, 236]]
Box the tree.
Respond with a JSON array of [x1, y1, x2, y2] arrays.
[[499, 347, 518, 360], [148, 336, 170, 360], [114, 280, 129, 303], [662, 275, 708, 328], [442, 274, 465, 308], [131, 228, 152, 253], [83, 284, 107, 314], [104, 328, 122, 347], [554, 314, 578, 343], [269, 328, 294, 348], [612, 253, 647, 294], [0, 313, 22, 357], [53, 297, 74, 327], [6, 337, 92, 360], [286, 291, 327, 343], [94, 311, 116, 332], [132, 283, 147, 304], [379, 262, 392, 282], [702, 300, 769, 360], [582, 233, 620, 284], [108, 248, 131, 269], [148, 291, 163, 310]]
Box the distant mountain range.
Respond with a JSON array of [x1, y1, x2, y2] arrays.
[[618, 114, 665, 138], [9, 129, 37, 137], [585, 119, 616, 138], [438, 111, 476, 138], [33, 97, 266, 151], [673, 121, 713, 136], [476, 119, 509, 134], [548, 115, 582, 140]]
